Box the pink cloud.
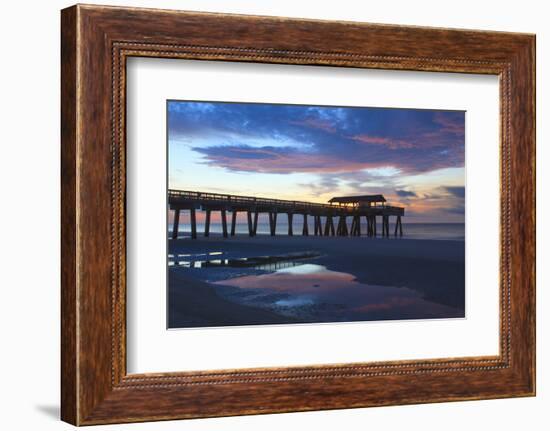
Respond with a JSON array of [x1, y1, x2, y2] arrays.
[[289, 118, 336, 133], [433, 113, 465, 136], [351, 134, 414, 149], [200, 150, 398, 174]]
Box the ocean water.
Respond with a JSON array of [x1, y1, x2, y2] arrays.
[[396, 223, 464, 241], [169, 221, 465, 241]]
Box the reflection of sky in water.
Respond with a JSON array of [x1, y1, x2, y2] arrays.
[[214, 264, 462, 322], [275, 297, 315, 307]]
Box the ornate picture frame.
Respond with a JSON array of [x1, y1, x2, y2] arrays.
[[61, 4, 535, 425]]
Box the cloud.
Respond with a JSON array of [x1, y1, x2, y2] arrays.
[[395, 189, 418, 198], [444, 186, 465, 198], [193, 142, 461, 175], [351, 134, 414, 149], [433, 112, 465, 136], [289, 118, 336, 133], [299, 175, 342, 197], [192, 145, 389, 174]]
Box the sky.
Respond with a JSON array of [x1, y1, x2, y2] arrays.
[[168, 101, 465, 223]]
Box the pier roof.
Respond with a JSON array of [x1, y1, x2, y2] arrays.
[[328, 195, 386, 204]]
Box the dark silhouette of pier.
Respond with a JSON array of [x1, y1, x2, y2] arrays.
[[168, 190, 404, 239]]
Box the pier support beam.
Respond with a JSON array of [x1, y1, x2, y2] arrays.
[[190, 208, 197, 239], [366, 216, 372, 237], [204, 209, 211, 237], [246, 211, 254, 236], [381, 215, 390, 237], [367, 216, 371, 236], [287, 213, 294, 236], [314, 216, 318, 235], [172, 209, 180, 239], [269, 212, 278, 236], [351, 215, 361, 236], [337, 216, 348, 236], [314, 215, 323, 236], [253, 211, 259, 236], [302, 214, 309, 236], [230, 211, 237, 236], [324, 215, 335, 236], [394, 215, 403, 237], [367, 215, 377, 237], [221, 210, 228, 238]]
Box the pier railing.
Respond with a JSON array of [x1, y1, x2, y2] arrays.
[[169, 189, 329, 211]]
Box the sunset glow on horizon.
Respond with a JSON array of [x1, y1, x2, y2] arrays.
[[168, 101, 465, 223]]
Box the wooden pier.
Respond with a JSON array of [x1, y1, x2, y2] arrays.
[[168, 190, 404, 239]]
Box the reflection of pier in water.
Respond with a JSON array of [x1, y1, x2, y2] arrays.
[[168, 190, 405, 239], [169, 251, 320, 269]]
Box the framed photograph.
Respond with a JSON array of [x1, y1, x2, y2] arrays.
[[61, 4, 535, 425]]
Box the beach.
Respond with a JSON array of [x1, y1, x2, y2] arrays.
[[168, 232, 465, 328]]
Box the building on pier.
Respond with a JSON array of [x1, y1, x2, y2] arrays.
[[328, 194, 386, 208]]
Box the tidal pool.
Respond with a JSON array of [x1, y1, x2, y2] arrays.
[[213, 263, 463, 323]]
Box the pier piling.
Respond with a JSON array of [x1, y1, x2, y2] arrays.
[[253, 212, 259, 236], [395, 215, 403, 237], [172, 209, 180, 240], [221, 210, 228, 238], [204, 209, 211, 237], [269, 212, 278, 236], [288, 213, 294, 236], [230, 211, 237, 236], [314, 215, 323, 236], [324, 216, 335, 236], [190, 208, 197, 239], [302, 214, 309, 236], [247, 211, 253, 236], [351, 215, 361, 236]]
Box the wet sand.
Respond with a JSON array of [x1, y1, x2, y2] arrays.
[[168, 234, 465, 328], [168, 271, 298, 328]]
